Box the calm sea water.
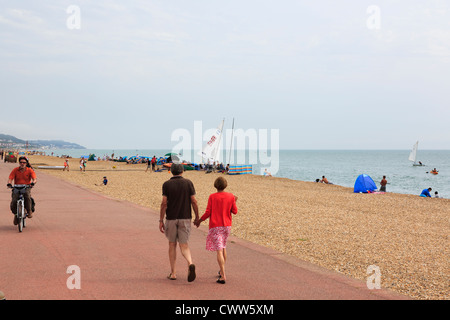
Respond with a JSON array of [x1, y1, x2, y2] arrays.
[[47, 149, 449, 198]]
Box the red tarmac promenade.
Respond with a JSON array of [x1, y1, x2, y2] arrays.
[[0, 161, 410, 300]]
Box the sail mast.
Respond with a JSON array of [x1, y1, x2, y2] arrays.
[[228, 118, 235, 165]]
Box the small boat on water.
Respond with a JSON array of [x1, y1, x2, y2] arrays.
[[409, 141, 424, 166]]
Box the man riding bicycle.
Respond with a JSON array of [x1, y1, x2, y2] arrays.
[[7, 156, 37, 224]]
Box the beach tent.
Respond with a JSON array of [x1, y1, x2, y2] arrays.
[[354, 174, 378, 193]]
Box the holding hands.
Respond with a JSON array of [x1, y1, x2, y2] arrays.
[[193, 218, 202, 228]]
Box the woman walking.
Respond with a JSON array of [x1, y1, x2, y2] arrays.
[[195, 177, 238, 284]]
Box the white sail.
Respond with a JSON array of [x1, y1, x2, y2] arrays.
[[198, 119, 224, 163], [409, 141, 418, 163]]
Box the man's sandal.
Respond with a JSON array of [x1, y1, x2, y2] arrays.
[[167, 273, 177, 280]]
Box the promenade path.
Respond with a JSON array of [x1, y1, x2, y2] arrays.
[[0, 161, 409, 300]]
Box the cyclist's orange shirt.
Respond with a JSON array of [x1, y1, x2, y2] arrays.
[[9, 167, 36, 185]]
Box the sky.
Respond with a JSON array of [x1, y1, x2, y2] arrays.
[[0, 0, 449, 150]]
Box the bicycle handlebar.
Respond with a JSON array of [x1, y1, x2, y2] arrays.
[[7, 184, 33, 189]]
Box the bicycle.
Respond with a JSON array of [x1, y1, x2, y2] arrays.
[[8, 184, 32, 232]]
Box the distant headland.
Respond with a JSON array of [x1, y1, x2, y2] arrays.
[[0, 133, 85, 150]]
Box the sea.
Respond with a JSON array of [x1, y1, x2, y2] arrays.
[[46, 149, 449, 198]]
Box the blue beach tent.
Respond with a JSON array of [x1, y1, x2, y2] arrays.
[[354, 174, 378, 193]]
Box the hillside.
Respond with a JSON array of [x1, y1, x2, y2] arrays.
[[0, 133, 85, 149]]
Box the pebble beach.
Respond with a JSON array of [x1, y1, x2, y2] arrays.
[[29, 155, 449, 300]]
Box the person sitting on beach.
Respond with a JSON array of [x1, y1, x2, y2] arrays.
[[103, 177, 108, 186], [320, 176, 330, 184], [434, 191, 439, 198], [420, 188, 432, 197], [217, 163, 225, 173], [194, 177, 238, 284], [264, 169, 272, 177]]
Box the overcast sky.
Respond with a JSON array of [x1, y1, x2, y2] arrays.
[[1, 0, 449, 150]]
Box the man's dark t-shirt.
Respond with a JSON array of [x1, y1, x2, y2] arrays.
[[162, 176, 196, 220]]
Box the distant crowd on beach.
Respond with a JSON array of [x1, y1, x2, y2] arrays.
[[2, 150, 46, 163], [313, 173, 442, 198], [57, 152, 234, 176], [263, 169, 443, 198]]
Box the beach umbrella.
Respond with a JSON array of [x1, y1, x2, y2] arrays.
[[165, 152, 178, 156]]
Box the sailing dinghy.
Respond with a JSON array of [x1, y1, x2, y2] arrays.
[[198, 119, 224, 165], [409, 141, 424, 166]]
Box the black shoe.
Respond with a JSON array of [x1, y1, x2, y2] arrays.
[[188, 264, 196, 282]]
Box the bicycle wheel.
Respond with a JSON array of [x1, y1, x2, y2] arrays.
[[17, 201, 24, 232], [18, 217, 23, 232]]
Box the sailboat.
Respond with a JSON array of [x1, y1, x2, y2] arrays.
[[199, 119, 225, 164], [409, 141, 424, 166]]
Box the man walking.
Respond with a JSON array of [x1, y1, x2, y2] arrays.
[[159, 163, 199, 282]]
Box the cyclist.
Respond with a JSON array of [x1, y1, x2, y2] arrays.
[[7, 156, 37, 224]]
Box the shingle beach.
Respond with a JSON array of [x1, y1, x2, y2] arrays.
[[30, 155, 449, 300]]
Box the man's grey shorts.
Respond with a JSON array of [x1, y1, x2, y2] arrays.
[[164, 219, 191, 243]]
